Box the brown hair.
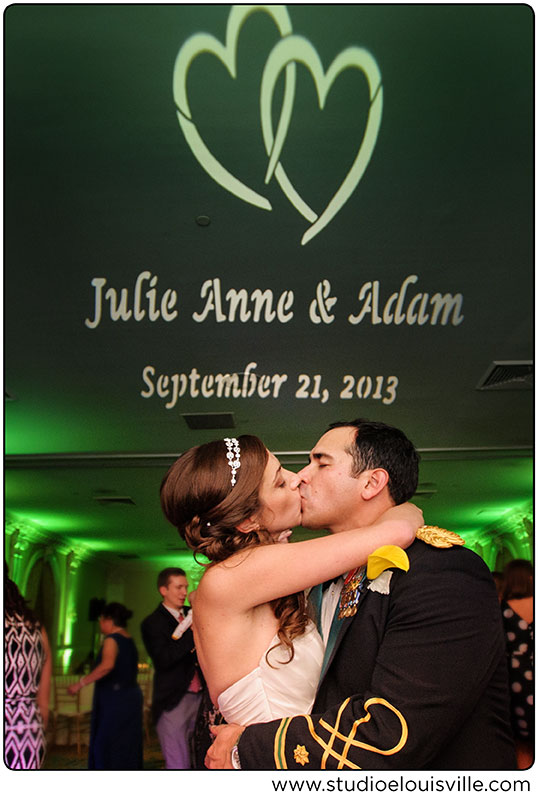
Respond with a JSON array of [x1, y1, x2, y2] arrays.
[[157, 567, 186, 591], [502, 559, 533, 600], [160, 435, 309, 663], [101, 602, 133, 628], [4, 562, 40, 631], [328, 419, 419, 504]]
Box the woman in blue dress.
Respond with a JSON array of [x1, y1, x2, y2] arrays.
[[69, 602, 143, 769]]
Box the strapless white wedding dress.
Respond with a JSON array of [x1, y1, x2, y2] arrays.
[[217, 623, 324, 725]]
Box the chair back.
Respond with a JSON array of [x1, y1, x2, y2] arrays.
[[50, 674, 93, 753], [138, 667, 154, 741], [53, 675, 81, 715], [138, 668, 154, 707], [52, 675, 94, 715]]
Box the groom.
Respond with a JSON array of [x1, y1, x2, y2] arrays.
[[206, 419, 516, 769]]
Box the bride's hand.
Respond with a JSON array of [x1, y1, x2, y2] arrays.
[[205, 723, 245, 769], [377, 502, 424, 548]]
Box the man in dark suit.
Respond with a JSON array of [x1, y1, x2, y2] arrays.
[[206, 420, 516, 770], [141, 567, 202, 769]]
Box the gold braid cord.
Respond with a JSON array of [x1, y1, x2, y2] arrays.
[[415, 525, 465, 548], [273, 697, 408, 769]]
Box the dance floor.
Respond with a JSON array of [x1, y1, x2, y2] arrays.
[[42, 726, 165, 770]]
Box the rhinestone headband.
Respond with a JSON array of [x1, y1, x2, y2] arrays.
[[224, 437, 241, 486]]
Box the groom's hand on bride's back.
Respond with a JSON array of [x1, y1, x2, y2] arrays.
[[205, 723, 245, 769]]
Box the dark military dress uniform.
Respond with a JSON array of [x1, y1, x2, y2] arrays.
[[239, 530, 516, 770]]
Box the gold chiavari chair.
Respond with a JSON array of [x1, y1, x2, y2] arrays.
[[50, 674, 93, 755]]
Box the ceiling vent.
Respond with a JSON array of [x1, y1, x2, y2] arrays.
[[182, 412, 235, 430], [93, 496, 136, 506], [476, 360, 533, 391]]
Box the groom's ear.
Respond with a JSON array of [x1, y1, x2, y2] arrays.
[[235, 516, 260, 534], [360, 468, 389, 500]]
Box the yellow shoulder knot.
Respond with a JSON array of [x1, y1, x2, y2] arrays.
[[416, 525, 465, 548]]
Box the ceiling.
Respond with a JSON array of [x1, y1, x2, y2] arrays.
[[4, 4, 533, 566]]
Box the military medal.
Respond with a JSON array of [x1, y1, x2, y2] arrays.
[[338, 566, 366, 619]]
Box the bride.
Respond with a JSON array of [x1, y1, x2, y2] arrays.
[[160, 435, 421, 726]]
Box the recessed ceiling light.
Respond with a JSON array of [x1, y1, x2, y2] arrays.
[[182, 412, 235, 430], [93, 496, 136, 506]]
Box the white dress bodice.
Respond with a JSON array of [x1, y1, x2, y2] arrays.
[[216, 623, 324, 725]]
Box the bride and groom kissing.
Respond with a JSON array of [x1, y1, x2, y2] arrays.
[[160, 418, 516, 770]]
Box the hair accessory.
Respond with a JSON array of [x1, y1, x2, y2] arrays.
[[224, 437, 241, 486]]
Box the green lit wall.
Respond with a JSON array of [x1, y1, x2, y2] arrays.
[[6, 498, 533, 671], [5, 518, 206, 670]]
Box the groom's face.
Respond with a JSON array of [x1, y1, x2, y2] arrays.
[[295, 426, 366, 532]]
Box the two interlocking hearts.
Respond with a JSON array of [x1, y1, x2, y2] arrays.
[[173, 5, 383, 245]]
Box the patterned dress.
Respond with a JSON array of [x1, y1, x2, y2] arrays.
[[501, 600, 534, 742], [4, 613, 47, 769]]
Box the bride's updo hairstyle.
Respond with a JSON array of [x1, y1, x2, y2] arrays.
[[161, 435, 272, 559], [160, 435, 309, 662]]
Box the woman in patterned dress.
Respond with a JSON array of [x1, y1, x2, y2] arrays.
[[501, 559, 533, 769], [4, 564, 52, 769]]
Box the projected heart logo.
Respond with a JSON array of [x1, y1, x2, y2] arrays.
[[173, 5, 383, 245], [173, 4, 295, 212], [261, 35, 383, 245]]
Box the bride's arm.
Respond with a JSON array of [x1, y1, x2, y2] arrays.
[[199, 503, 422, 611]]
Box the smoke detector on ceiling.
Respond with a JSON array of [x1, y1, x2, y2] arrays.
[[476, 360, 533, 391]]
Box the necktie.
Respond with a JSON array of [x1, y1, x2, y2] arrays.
[[188, 669, 202, 693]]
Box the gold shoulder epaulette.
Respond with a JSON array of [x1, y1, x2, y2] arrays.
[[416, 525, 465, 548]]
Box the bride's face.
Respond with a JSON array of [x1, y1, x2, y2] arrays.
[[255, 451, 301, 539]]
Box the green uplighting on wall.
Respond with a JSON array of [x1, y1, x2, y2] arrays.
[[148, 552, 205, 590], [5, 511, 127, 562], [5, 393, 132, 455], [461, 501, 533, 570], [19, 512, 90, 534], [65, 537, 122, 552], [61, 648, 74, 671]]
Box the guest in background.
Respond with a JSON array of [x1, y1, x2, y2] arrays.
[[141, 568, 202, 769], [501, 559, 533, 769], [69, 601, 143, 769], [4, 563, 51, 769]]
